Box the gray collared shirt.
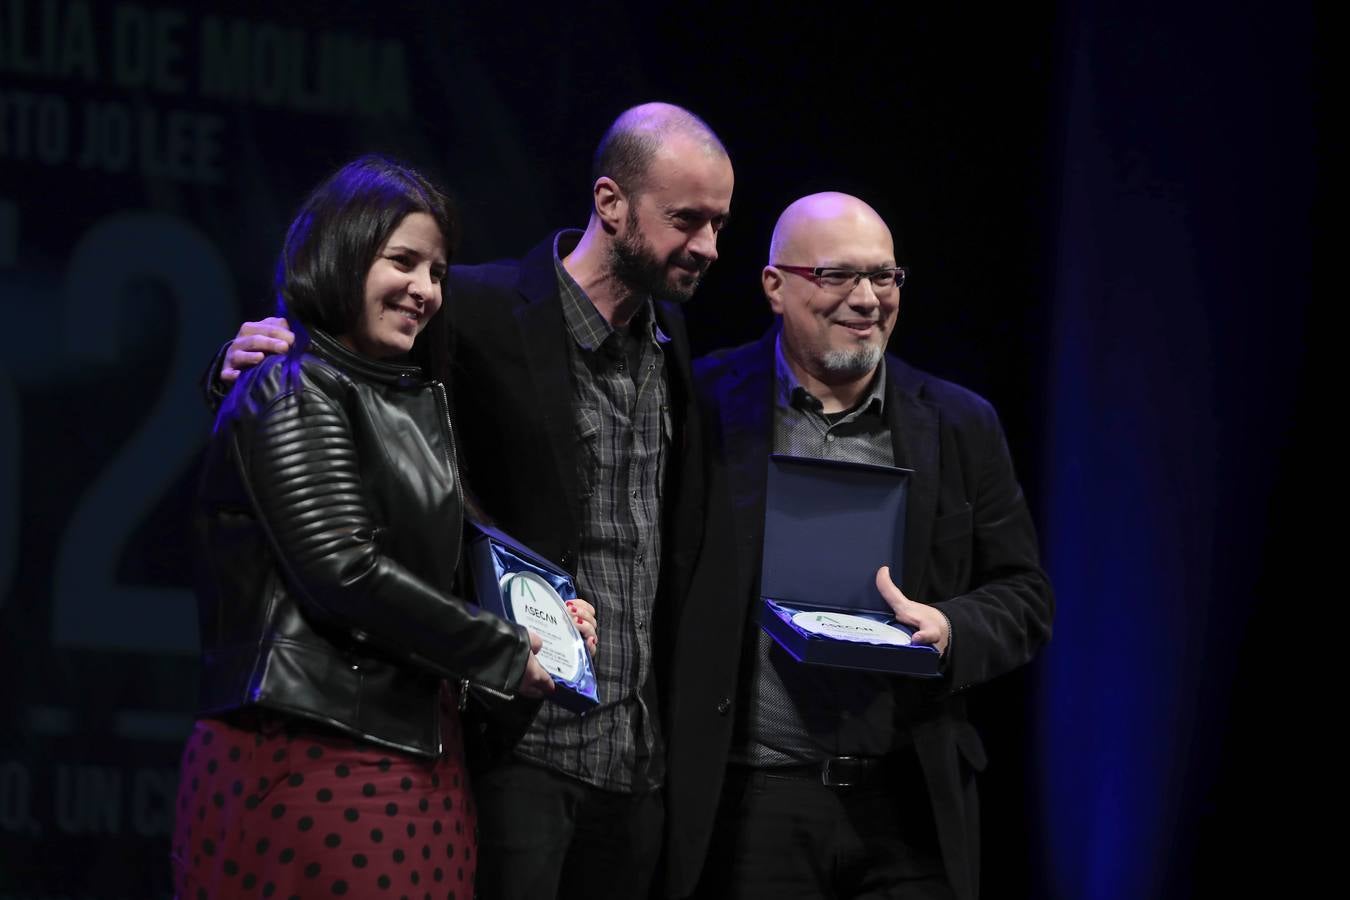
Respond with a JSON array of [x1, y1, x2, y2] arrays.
[[510, 231, 670, 793], [734, 335, 903, 767]]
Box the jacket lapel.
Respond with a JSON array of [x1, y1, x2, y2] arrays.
[[654, 300, 703, 623], [655, 300, 696, 457], [886, 364, 940, 600], [721, 334, 777, 591], [512, 236, 584, 556]]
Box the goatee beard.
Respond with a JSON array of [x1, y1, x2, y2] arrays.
[[821, 345, 883, 378]]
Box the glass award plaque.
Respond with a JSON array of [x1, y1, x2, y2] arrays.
[[789, 610, 914, 647], [760, 454, 940, 677], [465, 519, 599, 713], [501, 570, 585, 684]]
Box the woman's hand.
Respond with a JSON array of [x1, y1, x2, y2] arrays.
[[516, 631, 556, 699], [567, 598, 599, 657]]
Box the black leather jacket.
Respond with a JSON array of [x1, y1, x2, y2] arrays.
[[195, 329, 530, 758]]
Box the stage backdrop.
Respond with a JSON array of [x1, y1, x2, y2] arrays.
[[1, 1, 1316, 897]]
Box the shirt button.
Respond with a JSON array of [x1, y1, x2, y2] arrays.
[[631, 489, 639, 499], [826, 433, 836, 442], [636, 553, 645, 566]]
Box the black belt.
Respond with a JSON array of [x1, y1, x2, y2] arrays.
[[750, 754, 901, 789]]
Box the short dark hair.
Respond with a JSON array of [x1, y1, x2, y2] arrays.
[[274, 154, 458, 381], [591, 103, 726, 198]]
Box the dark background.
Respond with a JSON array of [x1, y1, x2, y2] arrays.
[[0, 0, 1318, 896]]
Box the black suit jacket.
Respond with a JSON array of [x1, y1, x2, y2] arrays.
[[664, 328, 1053, 899], [445, 232, 705, 747]]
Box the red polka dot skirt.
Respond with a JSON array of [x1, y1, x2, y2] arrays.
[[171, 703, 476, 900]]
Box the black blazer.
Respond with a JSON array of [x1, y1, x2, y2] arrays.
[[663, 328, 1054, 899], [445, 232, 706, 747]]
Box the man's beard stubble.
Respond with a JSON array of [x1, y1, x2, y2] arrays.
[[608, 207, 704, 303]]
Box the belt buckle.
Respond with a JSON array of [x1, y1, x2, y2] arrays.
[[820, 755, 863, 788]]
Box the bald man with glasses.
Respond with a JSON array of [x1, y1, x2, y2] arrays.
[[663, 193, 1053, 899]]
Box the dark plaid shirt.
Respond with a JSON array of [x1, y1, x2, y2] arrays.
[[734, 335, 902, 766], [512, 231, 670, 792]]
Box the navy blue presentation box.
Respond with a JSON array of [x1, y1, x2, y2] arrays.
[[464, 519, 599, 713], [759, 454, 941, 677]]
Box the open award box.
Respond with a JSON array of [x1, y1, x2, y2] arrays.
[[465, 520, 599, 713], [759, 454, 941, 677]]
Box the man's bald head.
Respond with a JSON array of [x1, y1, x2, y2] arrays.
[[763, 192, 902, 404], [768, 192, 893, 266], [592, 102, 729, 197]]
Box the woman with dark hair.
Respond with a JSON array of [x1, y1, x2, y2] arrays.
[[172, 155, 577, 898]]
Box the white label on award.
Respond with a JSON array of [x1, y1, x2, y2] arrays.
[[790, 611, 912, 646], [502, 571, 583, 682]]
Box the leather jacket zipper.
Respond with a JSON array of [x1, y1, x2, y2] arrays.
[[434, 380, 469, 733], [433, 381, 464, 561]]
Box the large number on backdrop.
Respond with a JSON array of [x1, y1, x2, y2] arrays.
[[52, 213, 235, 654]]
